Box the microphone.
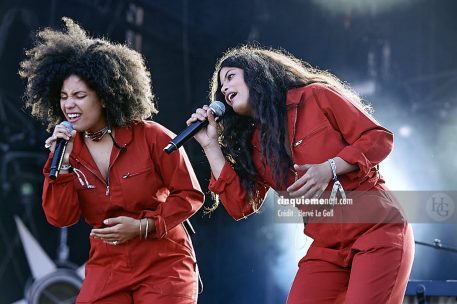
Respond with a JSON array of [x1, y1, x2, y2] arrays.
[[164, 101, 225, 154], [49, 121, 74, 180]]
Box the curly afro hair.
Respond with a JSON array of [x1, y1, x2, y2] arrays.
[[19, 17, 157, 131]]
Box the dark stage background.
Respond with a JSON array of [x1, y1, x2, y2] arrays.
[[1, 0, 456, 303]]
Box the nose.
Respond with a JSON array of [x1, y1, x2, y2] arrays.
[[63, 98, 76, 109], [220, 84, 228, 95]]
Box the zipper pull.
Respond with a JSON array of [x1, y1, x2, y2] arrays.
[[105, 185, 110, 196], [294, 139, 303, 147], [290, 168, 298, 182], [122, 173, 130, 179]]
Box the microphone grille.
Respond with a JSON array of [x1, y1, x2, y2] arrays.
[[61, 121, 74, 132], [209, 101, 225, 117]]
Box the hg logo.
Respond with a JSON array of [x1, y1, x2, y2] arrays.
[[426, 192, 455, 222]]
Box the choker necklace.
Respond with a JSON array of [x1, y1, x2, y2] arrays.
[[84, 126, 111, 142]]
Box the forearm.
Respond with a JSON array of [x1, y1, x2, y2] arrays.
[[42, 180, 81, 227], [139, 189, 203, 238], [203, 142, 226, 179], [139, 218, 156, 239], [42, 156, 81, 226], [332, 156, 359, 176]]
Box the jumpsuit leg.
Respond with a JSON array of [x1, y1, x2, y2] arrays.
[[132, 291, 197, 304], [76, 291, 133, 304], [287, 224, 414, 304], [344, 224, 414, 304], [77, 226, 199, 304], [132, 275, 198, 304], [286, 259, 349, 304]]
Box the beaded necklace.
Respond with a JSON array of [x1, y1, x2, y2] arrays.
[[84, 126, 111, 142]]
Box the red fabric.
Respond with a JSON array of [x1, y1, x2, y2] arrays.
[[287, 225, 414, 304], [209, 83, 414, 303], [210, 83, 394, 218], [42, 121, 204, 303]]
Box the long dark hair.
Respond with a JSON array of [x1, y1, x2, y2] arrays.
[[208, 45, 371, 211]]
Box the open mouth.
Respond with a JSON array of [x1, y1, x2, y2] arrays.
[[67, 113, 81, 121], [227, 92, 237, 103]]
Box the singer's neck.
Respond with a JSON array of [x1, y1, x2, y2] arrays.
[[84, 131, 114, 181]]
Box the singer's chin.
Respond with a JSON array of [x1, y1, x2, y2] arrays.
[[69, 123, 82, 132]]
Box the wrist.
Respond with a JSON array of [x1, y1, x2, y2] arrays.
[[327, 158, 347, 200], [60, 163, 72, 173], [327, 158, 338, 181], [321, 161, 333, 181], [202, 141, 221, 153], [147, 218, 155, 234], [138, 218, 155, 239], [138, 219, 143, 239]]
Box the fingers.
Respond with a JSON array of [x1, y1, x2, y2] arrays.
[[287, 174, 307, 192], [103, 216, 126, 226], [44, 137, 55, 151], [287, 164, 315, 196], [93, 232, 118, 239], [54, 123, 72, 138], [91, 217, 127, 234], [90, 225, 122, 244], [44, 123, 73, 151], [90, 216, 138, 245], [288, 183, 322, 199], [287, 178, 313, 197], [294, 164, 312, 171], [186, 106, 210, 126], [91, 226, 117, 235], [288, 163, 330, 198], [207, 108, 217, 126]]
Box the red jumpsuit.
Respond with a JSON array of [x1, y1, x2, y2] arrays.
[[42, 121, 204, 304], [209, 84, 414, 303]]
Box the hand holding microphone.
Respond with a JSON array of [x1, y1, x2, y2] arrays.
[[44, 121, 76, 179], [164, 101, 225, 153]]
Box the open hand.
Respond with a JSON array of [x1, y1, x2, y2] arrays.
[[287, 163, 332, 198], [90, 216, 141, 245]]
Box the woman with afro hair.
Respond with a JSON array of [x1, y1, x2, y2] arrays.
[[20, 17, 204, 304], [187, 45, 414, 303]]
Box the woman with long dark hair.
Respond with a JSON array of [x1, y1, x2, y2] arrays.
[[188, 45, 414, 303], [20, 18, 204, 303]]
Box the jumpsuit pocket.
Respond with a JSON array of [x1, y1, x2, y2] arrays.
[[154, 231, 198, 300], [121, 166, 153, 179], [163, 225, 194, 256], [120, 166, 155, 207], [291, 122, 338, 165], [293, 122, 329, 146]]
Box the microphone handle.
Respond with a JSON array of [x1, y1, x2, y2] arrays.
[[49, 138, 68, 180], [164, 119, 209, 154]]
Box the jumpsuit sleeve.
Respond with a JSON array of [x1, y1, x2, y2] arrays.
[[139, 124, 204, 239], [312, 84, 393, 179], [42, 153, 81, 227], [208, 160, 269, 220]]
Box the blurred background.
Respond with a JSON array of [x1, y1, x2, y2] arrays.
[[0, 0, 456, 303]]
